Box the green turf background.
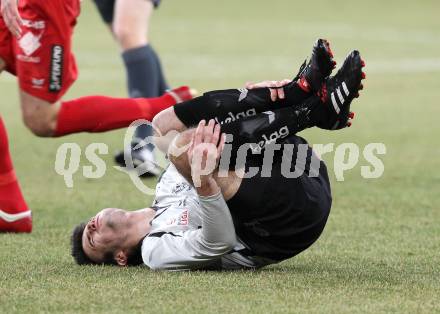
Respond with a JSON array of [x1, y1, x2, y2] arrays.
[[1, 0, 439, 313]]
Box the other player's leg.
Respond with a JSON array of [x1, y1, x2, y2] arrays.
[[112, 0, 169, 176], [18, 86, 193, 137], [12, 0, 192, 137], [111, 0, 168, 95], [0, 116, 32, 233]]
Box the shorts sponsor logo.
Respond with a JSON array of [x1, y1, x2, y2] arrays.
[[214, 108, 256, 125], [49, 45, 63, 92], [18, 32, 42, 56], [31, 78, 45, 89], [22, 19, 45, 30]]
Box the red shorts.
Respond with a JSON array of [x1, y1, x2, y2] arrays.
[[0, 0, 80, 103]]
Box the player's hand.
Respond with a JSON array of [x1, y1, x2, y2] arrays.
[[188, 119, 226, 193], [1, 0, 23, 37], [245, 79, 292, 102]]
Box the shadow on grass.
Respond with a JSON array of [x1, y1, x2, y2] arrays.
[[67, 255, 412, 287]]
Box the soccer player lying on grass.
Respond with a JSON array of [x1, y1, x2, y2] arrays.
[[0, 0, 194, 232], [71, 42, 366, 270]]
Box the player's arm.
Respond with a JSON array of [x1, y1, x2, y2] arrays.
[[142, 191, 237, 270], [1, 0, 23, 37], [142, 120, 236, 270]]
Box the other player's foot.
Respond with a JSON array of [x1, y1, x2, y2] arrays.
[[0, 206, 32, 233], [313, 50, 365, 130], [295, 39, 336, 93], [114, 86, 196, 177], [114, 141, 161, 177]]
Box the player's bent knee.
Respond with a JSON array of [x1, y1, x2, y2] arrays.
[[112, 0, 152, 49], [152, 112, 167, 136], [167, 129, 194, 178], [22, 113, 55, 137], [20, 92, 58, 137], [112, 25, 148, 50], [23, 121, 52, 137], [152, 107, 186, 135]]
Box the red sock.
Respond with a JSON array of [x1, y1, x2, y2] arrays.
[[0, 117, 32, 233], [54, 86, 193, 137]]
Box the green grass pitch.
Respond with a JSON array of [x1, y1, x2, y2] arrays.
[[1, 0, 439, 312]]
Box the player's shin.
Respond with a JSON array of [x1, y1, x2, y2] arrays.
[[219, 97, 318, 154], [0, 117, 32, 233], [173, 86, 309, 128]]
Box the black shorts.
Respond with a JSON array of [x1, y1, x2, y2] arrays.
[[226, 136, 332, 262], [93, 0, 162, 24]]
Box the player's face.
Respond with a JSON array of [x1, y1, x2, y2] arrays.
[[82, 208, 130, 263]]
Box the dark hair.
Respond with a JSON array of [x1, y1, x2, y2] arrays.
[[71, 222, 94, 265], [71, 222, 144, 266], [124, 239, 144, 266]]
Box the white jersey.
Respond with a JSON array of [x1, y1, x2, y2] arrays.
[[141, 164, 269, 271]]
